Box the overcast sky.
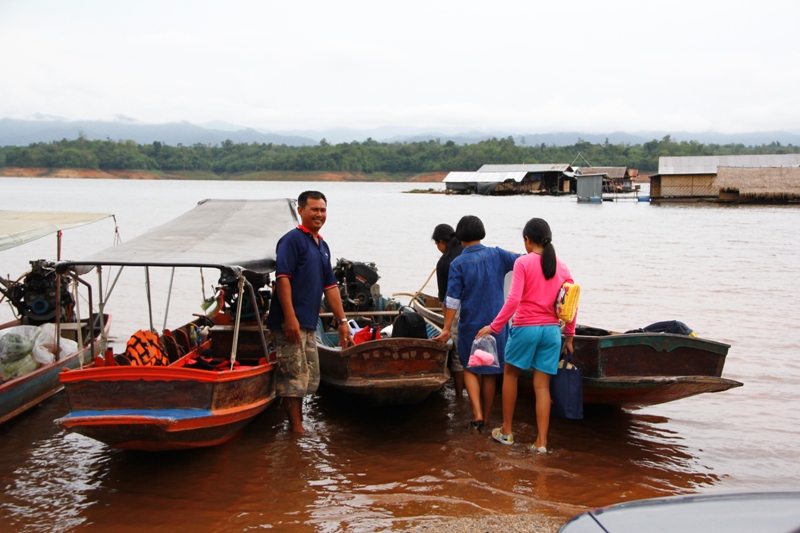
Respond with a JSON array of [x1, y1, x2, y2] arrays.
[[1, 0, 798, 134]]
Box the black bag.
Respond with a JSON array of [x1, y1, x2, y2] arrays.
[[550, 352, 583, 419], [391, 310, 428, 339], [625, 320, 694, 336]]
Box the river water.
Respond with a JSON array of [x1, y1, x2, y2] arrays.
[[1, 177, 799, 532]]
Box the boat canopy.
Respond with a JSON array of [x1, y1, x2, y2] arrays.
[[0, 211, 114, 252], [60, 199, 298, 274]]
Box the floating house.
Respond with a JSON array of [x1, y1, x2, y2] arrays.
[[573, 173, 606, 203], [575, 167, 637, 193], [443, 164, 573, 195], [714, 166, 800, 203], [650, 154, 800, 202]]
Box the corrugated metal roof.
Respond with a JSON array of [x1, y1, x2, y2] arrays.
[[444, 171, 529, 183], [576, 166, 628, 179], [478, 164, 572, 173], [658, 154, 800, 175]]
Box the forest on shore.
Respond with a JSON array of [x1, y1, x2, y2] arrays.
[[1, 135, 798, 176]]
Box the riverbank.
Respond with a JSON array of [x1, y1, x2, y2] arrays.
[[407, 513, 566, 532], [0, 167, 447, 182]]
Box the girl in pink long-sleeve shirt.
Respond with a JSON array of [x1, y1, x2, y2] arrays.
[[476, 218, 577, 453]]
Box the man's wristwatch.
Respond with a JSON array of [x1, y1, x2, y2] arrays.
[[338, 318, 348, 325]]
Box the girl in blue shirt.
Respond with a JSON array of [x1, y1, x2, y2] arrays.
[[434, 216, 518, 432]]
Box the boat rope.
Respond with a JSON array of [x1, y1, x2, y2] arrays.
[[229, 275, 246, 369], [145, 266, 155, 333], [102, 215, 123, 305], [103, 265, 124, 304], [408, 268, 436, 306], [95, 266, 109, 347]]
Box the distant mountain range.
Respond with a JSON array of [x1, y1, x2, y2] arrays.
[[2, 117, 799, 148], [0, 118, 317, 147]]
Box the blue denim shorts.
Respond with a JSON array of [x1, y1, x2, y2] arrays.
[[504, 325, 561, 375]]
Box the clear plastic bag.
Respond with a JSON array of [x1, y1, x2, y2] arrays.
[[467, 335, 500, 369], [0, 326, 41, 362], [1, 353, 38, 381]]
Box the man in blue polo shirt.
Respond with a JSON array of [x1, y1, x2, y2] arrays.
[[266, 190, 351, 433]]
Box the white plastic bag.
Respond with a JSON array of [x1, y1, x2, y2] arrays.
[[32, 324, 79, 365]]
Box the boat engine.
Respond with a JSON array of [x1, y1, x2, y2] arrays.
[[217, 270, 271, 322], [0, 259, 74, 325], [333, 258, 381, 312]]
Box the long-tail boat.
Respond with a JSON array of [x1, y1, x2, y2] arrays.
[[316, 313, 450, 405], [1, 211, 113, 424], [409, 293, 742, 407], [54, 199, 297, 450], [316, 263, 450, 406]]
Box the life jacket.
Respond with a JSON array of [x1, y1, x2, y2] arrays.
[[123, 330, 170, 366]]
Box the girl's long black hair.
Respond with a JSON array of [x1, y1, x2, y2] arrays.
[[523, 218, 557, 280]]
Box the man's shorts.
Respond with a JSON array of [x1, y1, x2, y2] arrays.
[[271, 328, 320, 397]]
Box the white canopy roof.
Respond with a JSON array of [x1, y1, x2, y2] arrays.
[[61, 199, 298, 274], [0, 211, 114, 252]]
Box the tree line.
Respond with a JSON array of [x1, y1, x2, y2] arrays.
[[1, 135, 798, 174]]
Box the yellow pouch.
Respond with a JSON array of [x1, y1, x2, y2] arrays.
[[555, 282, 580, 322]]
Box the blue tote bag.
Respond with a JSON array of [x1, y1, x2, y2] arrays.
[[550, 351, 583, 419]]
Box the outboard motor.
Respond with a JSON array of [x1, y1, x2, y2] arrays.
[[217, 270, 271, 322], [0, 259, 74, 325], [333, 258, 381, 312]]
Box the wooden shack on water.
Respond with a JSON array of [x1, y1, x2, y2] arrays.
[[575, 166, 637, 193], [443, 164, 573, 195], [714, 166, 800, 203], [650, 154, 800, 203]]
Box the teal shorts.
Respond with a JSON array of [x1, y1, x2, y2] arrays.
[[504, 325, 561, 375]]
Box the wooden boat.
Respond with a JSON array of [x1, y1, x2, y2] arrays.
[[54, 199, 298, 451], [0, 314, 110, 424], [409, 295, 742, 407], [409, 292, 446, 326], [56, 320, 276, 450], [1, 211, 114, 424], [316, 312, 450, 406], [564, 325, 742, 406]]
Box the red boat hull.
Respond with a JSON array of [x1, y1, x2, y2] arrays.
[[56, 326, 277, 451]]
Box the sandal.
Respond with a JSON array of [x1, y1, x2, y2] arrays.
[[491, 428, 514, 445], [469, 420, 484, 433], [530, 445, 547, 454]]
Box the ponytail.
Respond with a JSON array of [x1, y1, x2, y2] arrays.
[[432, 223, 461, 259], [522, 218, 557, 280]]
